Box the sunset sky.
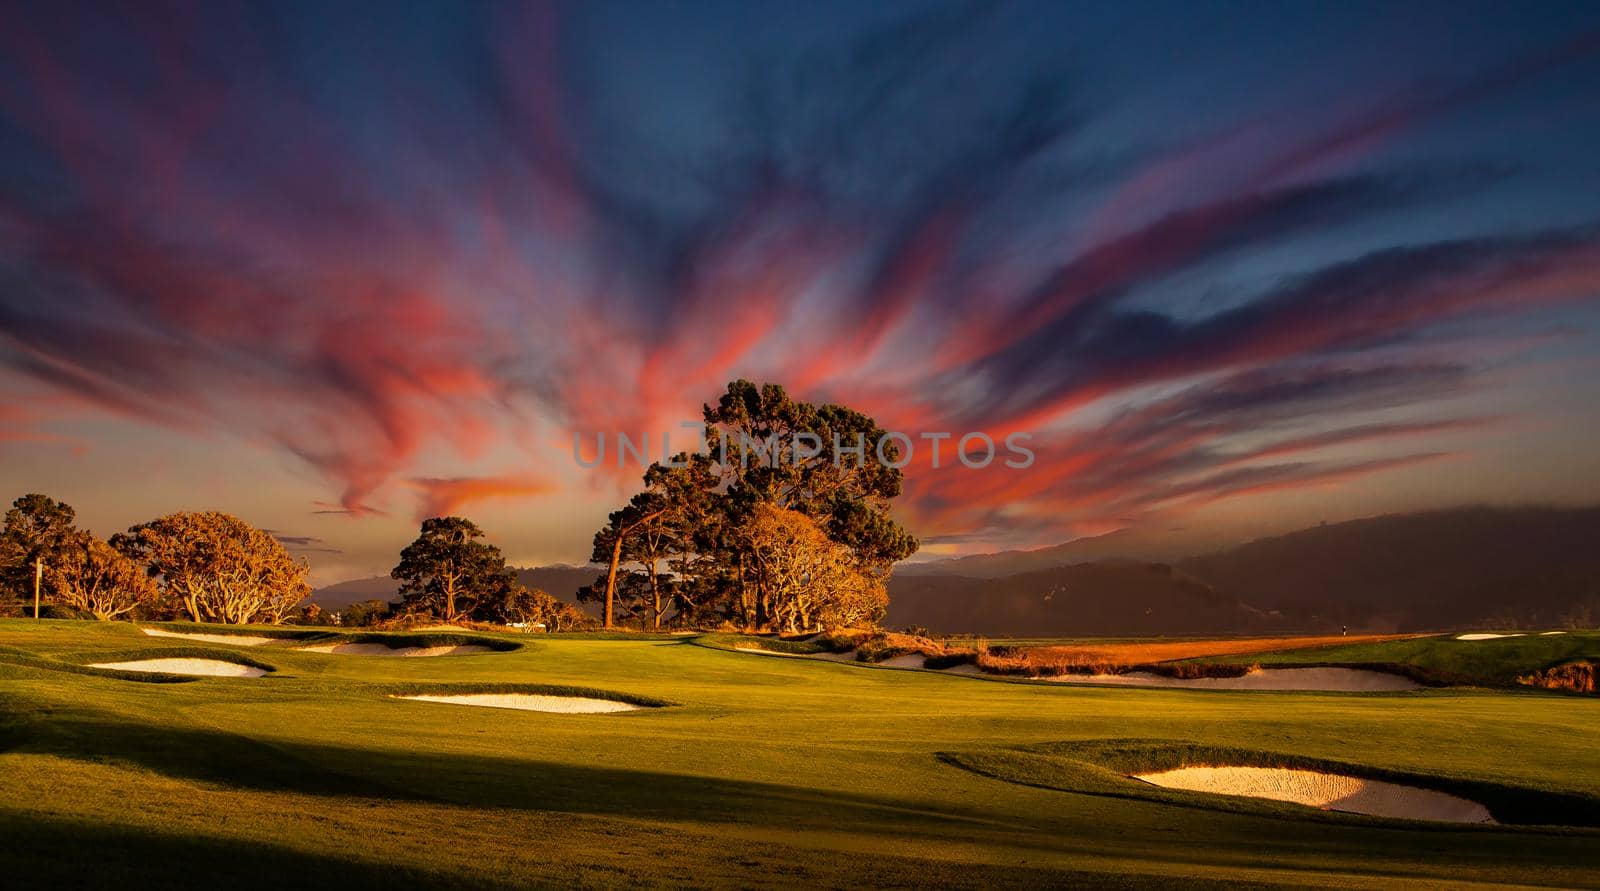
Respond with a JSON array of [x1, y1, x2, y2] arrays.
[[2, 1, 1599, 584]]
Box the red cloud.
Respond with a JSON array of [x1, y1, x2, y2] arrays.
[[407, 474, 555, 521]]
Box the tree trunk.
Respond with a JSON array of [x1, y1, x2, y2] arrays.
[[184, 583, 201, 623], [603, 536, 624, 629], [32, 558, 42, 619], [647, 558, 661, 630]]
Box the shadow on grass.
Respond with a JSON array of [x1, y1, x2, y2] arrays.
[[0, 811, 497, 891], [4, 706, 1023, 841], [8, 709, 1600, 885]]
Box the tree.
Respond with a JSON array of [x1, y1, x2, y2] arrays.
[[1, 494, 80, 615], [704, 380, 919, 571], [738, 503, 888, 632], [340, 599, 391, 627], [53, 533, 160, 621], [391, 517, 511, 622], [590, 495, 669, 629], [476, 580, 593, 631], [584, 381, 918, 632], [113, 512, 310, 624]]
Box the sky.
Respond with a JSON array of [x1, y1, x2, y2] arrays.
[[2, 0, 1599, 584]]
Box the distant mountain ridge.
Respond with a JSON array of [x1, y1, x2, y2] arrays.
[[1175, 505, 1600, 630], [896, 529, 1170, 578], [314, 506, 1600, 633], [312, 563, 601, 612], [889, 505, 1600, 634], [887, 561, 1276, 635]]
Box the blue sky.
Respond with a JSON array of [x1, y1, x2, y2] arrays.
[[1, 0, 1598, 581]]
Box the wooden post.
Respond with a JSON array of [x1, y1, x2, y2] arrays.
[[33, 557, 43, 619]]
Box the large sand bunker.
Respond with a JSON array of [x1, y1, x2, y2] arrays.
[[1045, 667, 1420, 691], [89, 658, 267, 678], [300, 642, 492, 657], [394, 693, 641, 713], [1136, 765, 1493, 823], [1456, 632, 1524, 641], [141, 627, 277, 647]]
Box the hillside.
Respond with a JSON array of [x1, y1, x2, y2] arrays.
[[1178, 506, 1600, 629], [896, 529, 1178, 578], [886, 505, 1600, 635], [885, 562, 1279, 635]]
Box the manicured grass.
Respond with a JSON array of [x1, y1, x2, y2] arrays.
[[1, 619, 1598, 888]]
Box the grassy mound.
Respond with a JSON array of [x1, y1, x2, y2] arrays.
[[1205, 631, 1600, 688], [0, 646, 200, 684], [0, 645, 277, 683], [140, 622, 324, 642], [941, 739, 1600, 828], [76, 646, 279, 673], [309, 631, 522, 652]]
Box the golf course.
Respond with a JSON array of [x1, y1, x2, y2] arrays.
[[3, 620, 1598, 889]]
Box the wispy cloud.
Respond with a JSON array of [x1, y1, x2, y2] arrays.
[[0, 3, 1595, 549]]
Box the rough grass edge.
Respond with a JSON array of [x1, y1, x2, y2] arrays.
[[60, 645, 279, 672], [946, 737, 1600, 829], [379, 681, 673, 709]]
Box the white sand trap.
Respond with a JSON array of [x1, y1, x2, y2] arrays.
[[1045, 667, 1420, 691], [1136, 766, 1493, 823], [1541, 631, 1568, 636], [1455, 633, 1525, 641], [879, 654, 929, 669], [141, 627, 276, 647], [395, 693, 640, 713], [89, 658, 266, 678], [299, 642, 493, 657]]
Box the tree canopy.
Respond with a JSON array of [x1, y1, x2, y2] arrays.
[[113, 511, 311, 624], [589, 380, 918, 630], [54, 533, 161, 621], [391, 516, 512, 622], [1, 493, 80, 608]]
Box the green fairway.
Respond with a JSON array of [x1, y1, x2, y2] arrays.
[[3, 620, 1599, 889]]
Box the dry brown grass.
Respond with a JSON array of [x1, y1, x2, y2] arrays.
[[1518, 660, 1597, 694], [974, 634, 1417, 677], [805, 630, 1419, 676]]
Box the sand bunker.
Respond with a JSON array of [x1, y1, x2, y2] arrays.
[[1136, 766, 1492, 823], [299, 642, 492, 657], [879, 654, 929, 669], [1456, 633, 1525, 641], [394, 693, 641, 713], [1541, 631, 1568, 636], [89, 658, 267, 678], [1045, 667, 1420, 691], [141, 627, 276, 647]]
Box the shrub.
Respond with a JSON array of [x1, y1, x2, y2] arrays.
[[1519, 660, 1597, 694]]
